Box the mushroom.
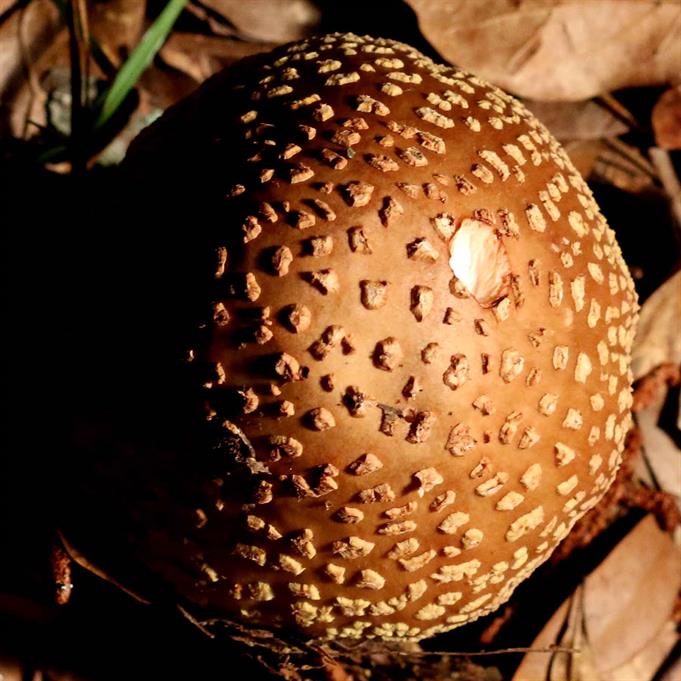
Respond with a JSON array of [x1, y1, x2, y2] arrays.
[[73, 33, 638, 643]]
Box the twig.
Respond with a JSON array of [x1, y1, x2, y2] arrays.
[[337, 644, 578, 658], [198, 613, 580, 659], [596, 93, 640, 130], [57, 529, 151, 605], [176, 603, 216, 638]]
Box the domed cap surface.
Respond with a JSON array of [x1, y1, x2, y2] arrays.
[[93, 33, 638, 641]]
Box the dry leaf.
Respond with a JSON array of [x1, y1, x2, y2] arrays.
[[553, 587, 602, 681], [198, 0, 320, 43], [652, 86, 681, 150], [159, 33, 275, 84], [636, 374, 681, 499], [659, 655, 681, 681], [650, 147, 681, 229], [88, 0, 146, 70], [406, 0, 681, 101], [513, 515, 681, 680], [0, 0, 63, 136], [608, 620, 679, 681], [0, 0, 144, 139], [583, 516, 680, 674], [511, 586, 602, 681], [0, 0, 62, 96], [511, 598, 571, 680], [632, 270, 681, 382], [0, 0, 17, 14], [526, 100, 628, 141]]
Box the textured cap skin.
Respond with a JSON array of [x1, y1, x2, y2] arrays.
[[72, 33, 638, 642]]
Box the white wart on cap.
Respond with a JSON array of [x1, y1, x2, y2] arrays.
[[118, 32, 639, 641]]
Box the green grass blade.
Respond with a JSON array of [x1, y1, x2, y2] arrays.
[[94, 0, 187, 129]]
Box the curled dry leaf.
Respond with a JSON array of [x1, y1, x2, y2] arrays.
[[406, 0, 681, 101], [652, 86, 681, 150], [199, 0, 320, 43], [0, 0, 146, 139], [583, 515, 681, 674], [0, 0, 62, 96], [635, 364, 681, 501], [631, 270, 681, 382], [159, 33, 276, 84], [0, 0, 63, 136], [89, 0, 146, 70], [611, 621, 680, 681], [513, 515, 681, 681], [659, 655, 681, 681], [525, 100, 628, 141]]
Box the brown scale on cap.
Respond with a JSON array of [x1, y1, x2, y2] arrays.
[[87, 32, 638, 643]]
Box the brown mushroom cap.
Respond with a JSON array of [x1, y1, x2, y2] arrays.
[[70, 33, 638, 641]]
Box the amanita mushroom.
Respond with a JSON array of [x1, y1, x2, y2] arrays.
[[62, 33, 638, 642]]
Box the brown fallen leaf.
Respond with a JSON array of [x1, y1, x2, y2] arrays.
[[632, 270, 681, 383], [185, 2, 239, 38], [525, 100, 628, 141], [0, 0, 63, 137], [0, 0, 145, 140], [650, 147, 681, 227], [659, 654, 681, 681], [513, 515, 681, 680], [632, 365, 681, 415], [553, 587, 602, 681], [198, 0, 320, 43], [0, 0, 62, 97], [583, 518, 680, 674], [159, 32, 275, 84], [608, 620, 679, 681], [510, 585, 602, 680], [635, 370, 681, 502], [652, 86, 681, 150], [406, 0, 681, 101], [88, 0, 146, 70]]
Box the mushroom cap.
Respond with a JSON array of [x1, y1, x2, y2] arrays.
[[66, 33, 638, 642]]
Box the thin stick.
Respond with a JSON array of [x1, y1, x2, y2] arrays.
[[351, 645, 578, 658], [329, 638, 579, 658], [177, 603, 216, 639], [596, 93, 640, 130], [435, 645, 577, 657]]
